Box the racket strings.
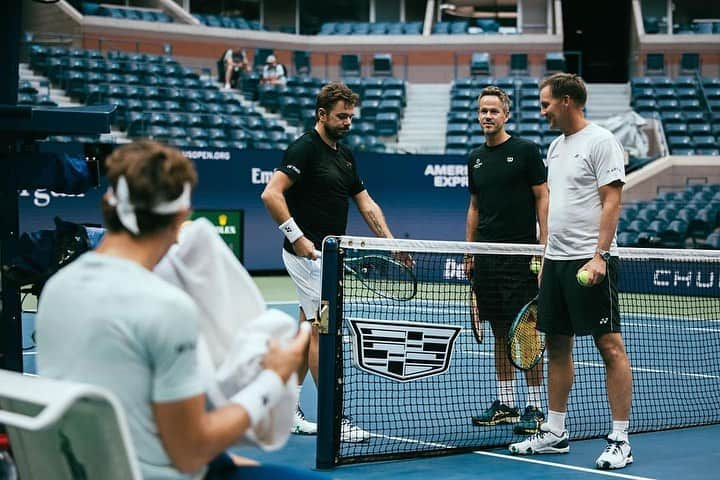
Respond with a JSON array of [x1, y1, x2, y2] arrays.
[[509, 308, 544, 369]]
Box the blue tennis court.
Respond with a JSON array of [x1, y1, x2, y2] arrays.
[[20, 300, 720, 479]]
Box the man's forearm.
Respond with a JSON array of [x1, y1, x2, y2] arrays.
[[596, 185, 623, 252], [465, 206, 478, 243], [361, 205, 393, 238]]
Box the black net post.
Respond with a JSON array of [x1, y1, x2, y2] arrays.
[[316, 236, 343, 469]]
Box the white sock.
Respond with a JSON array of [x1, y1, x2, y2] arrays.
[[547, 410, 566, 434], [526, 385, 543, 409], [295, 385, 303, 412], [611, 420, 629, 443], [498, 380, 516, 407]]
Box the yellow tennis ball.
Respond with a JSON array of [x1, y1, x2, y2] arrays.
[[576, 269, 591, 287], [530, 257, 541, 275]]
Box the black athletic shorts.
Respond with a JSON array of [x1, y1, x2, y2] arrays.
[[472, 254, 538, 338], [537, 257, 620, 337]]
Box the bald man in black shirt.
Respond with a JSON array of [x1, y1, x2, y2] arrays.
[[261, 82, 405, 442]]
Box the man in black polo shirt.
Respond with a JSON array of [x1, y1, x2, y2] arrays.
[[261, 82, 401, 442], [465, 86, 549, 435]]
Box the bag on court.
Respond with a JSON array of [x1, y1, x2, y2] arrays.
[[7, 217, 100, 296]]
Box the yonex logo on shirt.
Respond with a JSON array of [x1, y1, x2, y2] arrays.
[[287, 165, 301, 174]]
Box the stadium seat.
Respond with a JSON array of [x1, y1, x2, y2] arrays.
[[680, 53, 701, 74], [368, 22, 388, 35], [509, 53, 529, 76], [340, 54, 361, 77], [432, 22, 451, 34], [378, 99, 402, 116], [293, 50, 311, 76], [450, 21, 469, 34], [351, 23, 370, 35], [401, 22, 421, 35], [470, 52, 491, 76], [318, 22, 336, 34], [626, 219, 648, 233], [376, 112, 400, 136], [476, 19, 500, 33], [545, 52, 566, 74], [81, 2, 102, 16], [703, 231, 720, 249], [617, 231, 639, 247], [689, 209, 717, 238], [693, 136, 717, 150], [372, 54, 393, 77], [645, 53, 665, 76], [334, 22, 353, 34], [643, 16, 661, 34]]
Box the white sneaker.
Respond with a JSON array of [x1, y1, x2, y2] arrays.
[[223, 83, 231, 89], [509, 423, 570, 455], [291, 408, 317, 435], [340, 417, 371, 443], [596, 436, 633, 470]]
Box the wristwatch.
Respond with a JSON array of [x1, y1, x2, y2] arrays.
[[596, 248, 611, 262]]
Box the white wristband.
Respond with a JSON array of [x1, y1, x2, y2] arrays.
[[279, 217, 304, 243], [230, 370, 285, 427]]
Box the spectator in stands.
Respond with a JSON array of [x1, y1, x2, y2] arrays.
[[510, 73, 633, 471], [260, 55, 287, 86], [465, 86, 549, 435], [260, 82, 410, 441], [36, 140, 325, 480], [223, 48, 249, 89]]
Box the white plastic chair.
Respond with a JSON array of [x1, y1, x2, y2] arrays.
[[0, 370, 142, 479]]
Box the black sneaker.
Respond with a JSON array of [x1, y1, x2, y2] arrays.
[[471, 400, 520, 426], [513, 406, 545, 434]]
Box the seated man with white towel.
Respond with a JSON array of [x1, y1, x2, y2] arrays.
[[36, 140, 325, 480]]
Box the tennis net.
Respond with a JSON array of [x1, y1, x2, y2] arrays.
[[316, 235, 720, 468]]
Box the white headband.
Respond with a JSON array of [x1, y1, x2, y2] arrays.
[[106, 175, 191, 235]]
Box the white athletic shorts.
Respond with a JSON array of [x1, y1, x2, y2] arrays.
[[282, 249, 322, 320]]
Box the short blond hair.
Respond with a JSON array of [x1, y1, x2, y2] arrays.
[[478, 85, 511, 113]]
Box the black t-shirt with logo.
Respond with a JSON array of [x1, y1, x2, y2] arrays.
[[467, 136, 546, 243], [278, 129, 366, 254]]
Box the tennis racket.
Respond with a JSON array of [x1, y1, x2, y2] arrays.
[[469, 288, 484, 343], [343, 254, 417, 301], [507, 295, 545, 370]]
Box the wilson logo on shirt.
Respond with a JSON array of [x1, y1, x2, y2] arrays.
[[506, 156, 514, 163]]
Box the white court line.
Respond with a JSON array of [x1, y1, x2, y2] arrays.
[[473, 451, 656, 480], [625, 313, 720, 324], [573, 360, 720, 380], [368, 433, 449, 449], [368, 432, 655, 480], [462, 351, 720, 380], [625, 320, 720, 334]]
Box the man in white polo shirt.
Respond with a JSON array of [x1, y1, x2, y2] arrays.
[[509, 73, 633, 471]]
